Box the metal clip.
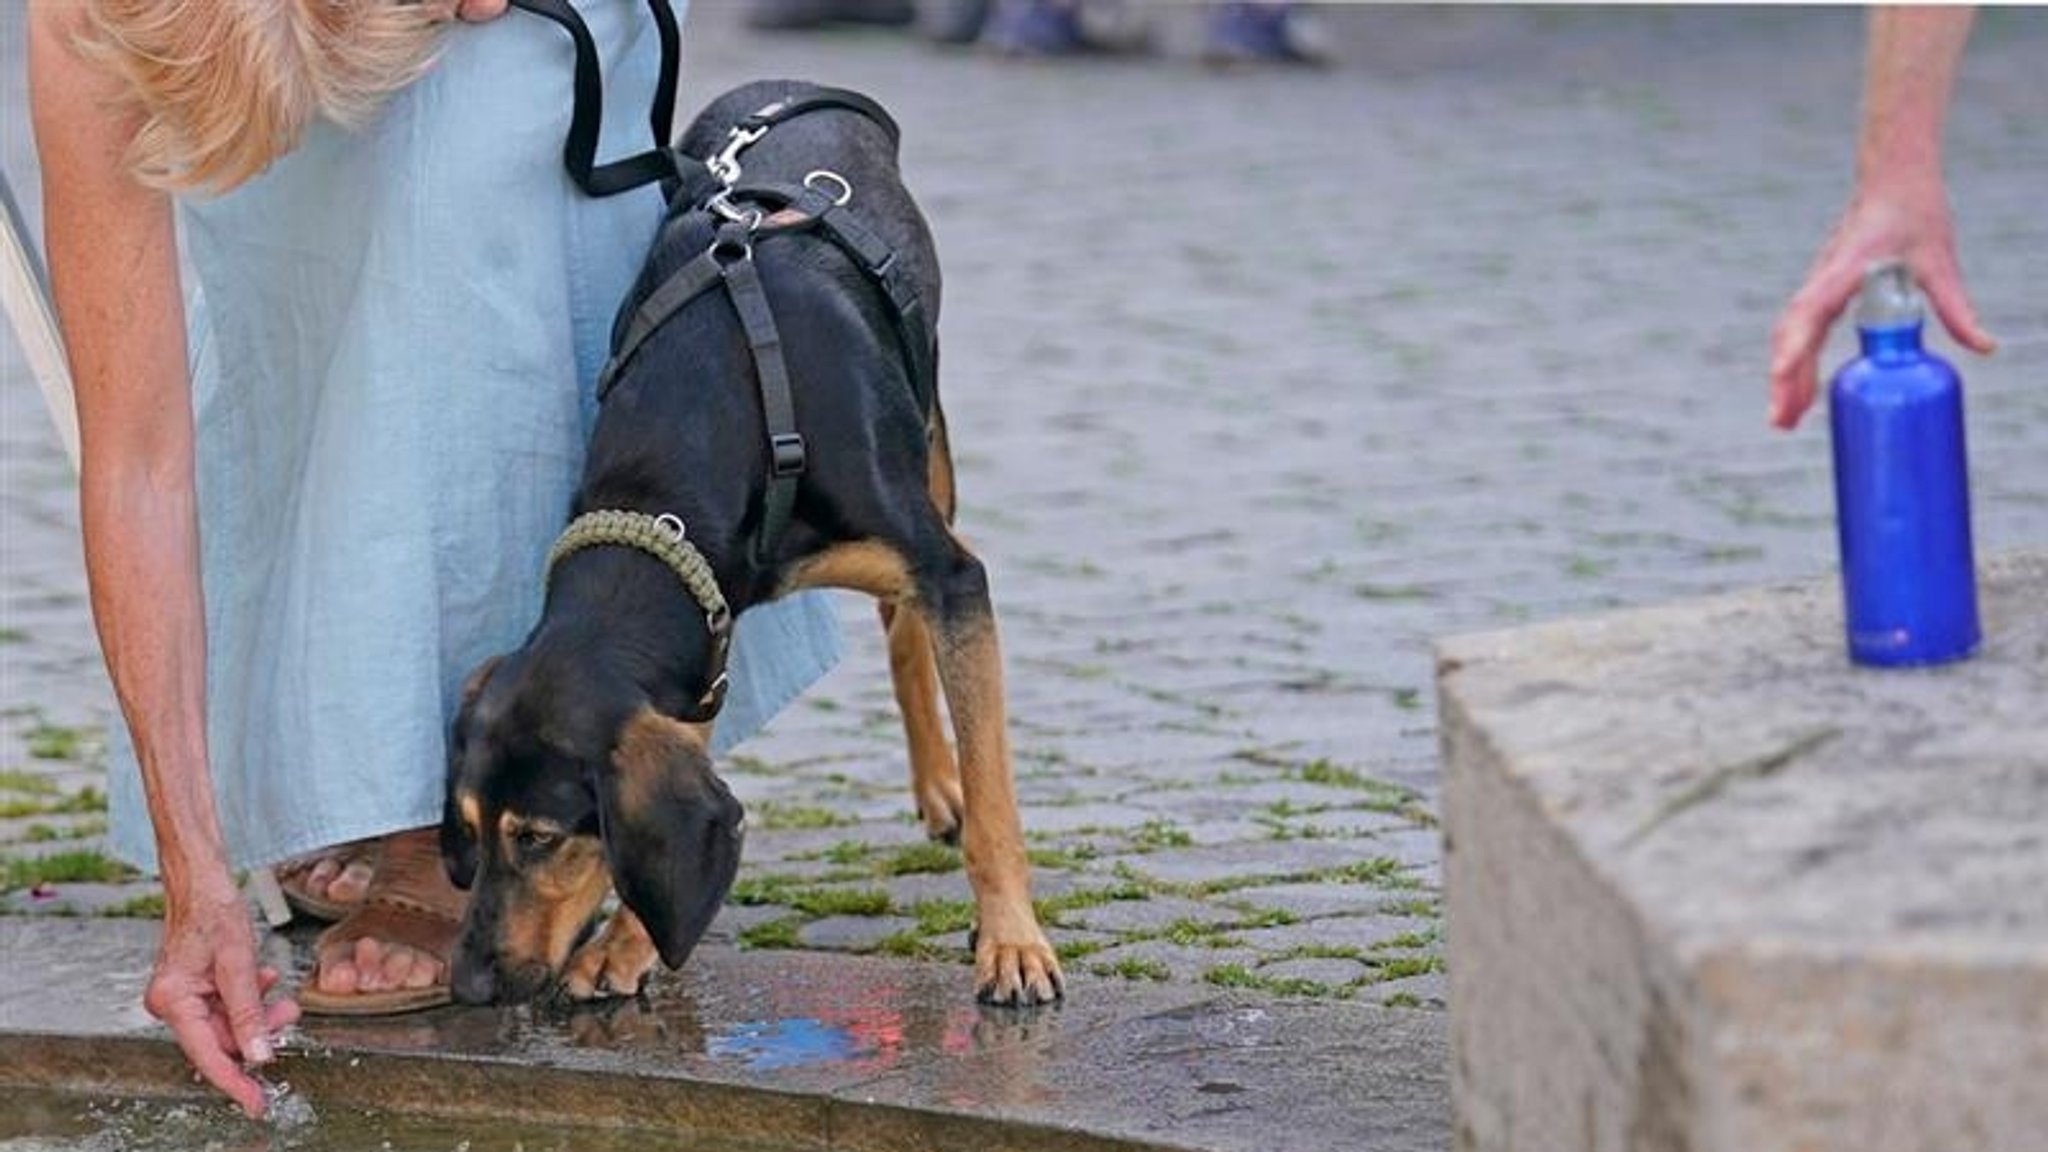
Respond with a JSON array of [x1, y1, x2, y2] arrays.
[[653, 513, 686, 542], [705, 190, 765, 231], [708, 125, 768, 185]]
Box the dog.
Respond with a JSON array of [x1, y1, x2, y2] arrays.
[[439, 80, 1063, 1009]]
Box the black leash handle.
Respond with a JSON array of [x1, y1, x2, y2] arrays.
[[507, 0, 684, 198]]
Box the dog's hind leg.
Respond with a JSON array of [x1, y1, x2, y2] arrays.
[[921, 541, 1062, 1006], [879, 600, 965, 844]]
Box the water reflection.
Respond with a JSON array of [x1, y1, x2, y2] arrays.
[[706, 1018, 869, 1070]]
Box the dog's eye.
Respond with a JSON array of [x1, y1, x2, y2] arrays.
[[515, 827, 563, 854]]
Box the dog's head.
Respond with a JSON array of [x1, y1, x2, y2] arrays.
[[441, 652, 744, 1004]]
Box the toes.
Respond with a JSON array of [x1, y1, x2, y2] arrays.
[[563, 963, 600, 1001], [380, 948, 417, 991], [329, 859, 375, 904], [317, 958, 359, 994], [351, 937, 388, 989], [305, 857, 340, 894], [973, 943, 1065, 1007], [402, 955, 442, 991]]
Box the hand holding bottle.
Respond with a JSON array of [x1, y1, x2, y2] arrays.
[[1769, 183, 1993, 430], [1768, 6, 1991, 431]]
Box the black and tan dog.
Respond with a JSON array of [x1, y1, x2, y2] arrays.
[[440, 80, 1062, 1008]]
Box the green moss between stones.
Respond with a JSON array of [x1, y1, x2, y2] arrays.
[[737, 917, 805, 950], [102, 892, 166, 919], [1, 849, 137, 893]]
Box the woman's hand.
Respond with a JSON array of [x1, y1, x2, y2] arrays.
[[1766, 7, 1988, 430], [1768, 180, 1991, 430], [145, 874, 301, 1118], [456, 0, 512, 21]]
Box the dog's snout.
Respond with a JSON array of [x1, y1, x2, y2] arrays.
[[451, 953, 497, 1005]]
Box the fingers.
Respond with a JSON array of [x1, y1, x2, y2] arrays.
[[159, 996, 269, 1119], [1768, 253, 1864, 430], [1920, 251, 1997, 355], [1769, 179, 1997, 430], [456, 0, 511, 21], [213, 935, 275, 1068], [258, 966, 303, 1032]]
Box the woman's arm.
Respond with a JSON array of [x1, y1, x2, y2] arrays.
[[28, 0, 295, 1117], [1768, 6, 1991, 429]]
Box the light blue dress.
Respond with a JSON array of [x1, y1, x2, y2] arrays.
[[106, 0, 841, 874]]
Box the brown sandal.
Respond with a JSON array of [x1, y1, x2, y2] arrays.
[[275, 838, 382, 922], [297, 831, 466, 1017]]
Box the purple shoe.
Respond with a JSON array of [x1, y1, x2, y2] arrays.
[[1204, 2, 1333, 66], [979, 0, 1087, 55], [979, 0, 1149, 56]]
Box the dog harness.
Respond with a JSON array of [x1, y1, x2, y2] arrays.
[[513, 0, 936, 723]]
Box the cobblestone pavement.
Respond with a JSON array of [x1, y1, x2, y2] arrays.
[[4, 6, 2045, 1010]]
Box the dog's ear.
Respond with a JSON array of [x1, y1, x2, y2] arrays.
[[441, 787, 480, 891], [599, 708, 744, 970], [441, 654, 503, 890]]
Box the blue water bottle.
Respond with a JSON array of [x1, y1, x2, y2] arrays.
[[1828, 260, 1980, 666]]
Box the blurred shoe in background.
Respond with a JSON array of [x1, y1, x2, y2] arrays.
[[746, 0, 918, 32], [977, 0, 1151, 57], [1203, 2, 1333, 66], [920, 0, 992, 44]]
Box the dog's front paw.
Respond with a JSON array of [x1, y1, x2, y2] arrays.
[[972, 920, 1063, 1007], [562, 911, 660, 1001]]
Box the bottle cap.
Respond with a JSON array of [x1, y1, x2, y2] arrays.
[[1854, 260, 1924, 329]]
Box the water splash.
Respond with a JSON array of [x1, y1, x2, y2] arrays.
[[255, 1074, 317, 1132]]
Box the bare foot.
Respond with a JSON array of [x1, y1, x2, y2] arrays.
[[276, 838, 381, 920], [296, 844, 376, 906], [300, 828, 465, 1013]]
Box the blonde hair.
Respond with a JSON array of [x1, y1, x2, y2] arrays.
[[76, 0, 454, 194]]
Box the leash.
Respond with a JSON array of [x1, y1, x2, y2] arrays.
[[516, 2, 938, 720], [505, 0, 695, 197]]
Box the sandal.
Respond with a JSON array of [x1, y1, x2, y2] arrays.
[[297, 831, 466, 1016], [275, 838, 383, 922]]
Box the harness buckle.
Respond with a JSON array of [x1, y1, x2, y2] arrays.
[[802, 170, 853, 207], [770, 432, 808, 477]]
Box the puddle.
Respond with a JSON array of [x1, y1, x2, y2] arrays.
[[0, 1087, 783, 1152], [703, 1017, 871, 1071]]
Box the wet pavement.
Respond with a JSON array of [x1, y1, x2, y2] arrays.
[[1, 917, 1444, 1151], [3, 3, 2047, 1148]]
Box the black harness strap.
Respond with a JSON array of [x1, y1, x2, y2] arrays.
[[735, 90, 902, 149], [708, 223, 808, 565], [595, 247, 723, 401], [732, 179, 937, 418]]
